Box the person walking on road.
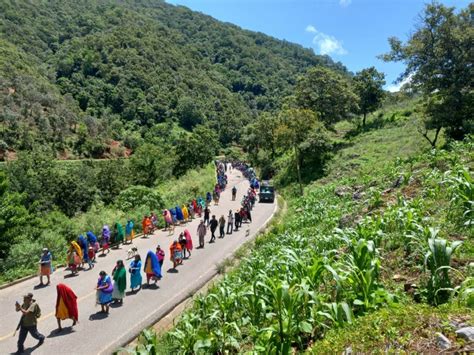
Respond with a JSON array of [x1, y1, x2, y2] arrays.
[[227, 210, 234, 234], [129, 255, 142, 293], [170, 241, 183, 270], [38, 248, 52, 286], [125, 220, 135, 244], [232, 186, 237, 201], [218, 215, 226, 238], [101, 225, 111, 255], [55, 283, 78, 332], [197, 220, 207, 248], [15, 293, 45, 353], [209, 215, 218, 243], [178, 233, 188, 258], [144, 251, 162, 287], [156, 246, 165, 268], [112, 260, 126, 304], [96, 271, 113, 314], [183, 229, 193, 258], [204, 206, 210, 226], [234, 209, 241, 231]]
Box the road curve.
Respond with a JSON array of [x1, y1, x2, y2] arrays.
[[0, 169, 276, 355]]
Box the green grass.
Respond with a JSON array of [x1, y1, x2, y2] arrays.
[[311, 301, 473, 353]]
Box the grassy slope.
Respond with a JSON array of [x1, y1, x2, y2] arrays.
[[306, 111, 473, 351], [129, 103, 472, 353]]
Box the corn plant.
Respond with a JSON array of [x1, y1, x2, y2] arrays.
[[444, 168, 474, 227], [317, 302, 353, 328], [424, 237, 463, 305]]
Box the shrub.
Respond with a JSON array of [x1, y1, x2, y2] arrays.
[[116, 186, 164, 211]]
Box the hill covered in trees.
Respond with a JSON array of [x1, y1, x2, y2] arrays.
[[0, 0, 346, 159]]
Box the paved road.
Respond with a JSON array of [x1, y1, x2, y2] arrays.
[[0, 169, 276, 354]]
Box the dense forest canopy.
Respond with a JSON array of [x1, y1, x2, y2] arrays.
[[0, 0, 347, 158]]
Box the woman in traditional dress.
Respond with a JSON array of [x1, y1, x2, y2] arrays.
[[67, 241, 82, 274], [176, 206, 184, 224], [206, 192, 212, 206], [38, 248, 53, 286], [112, 260, 126, 304], [101, 225, 111, 255], [156, 245, 165, 267], [188, 202, 195, 219], [96, 271, 113, 313], [151, 212, 158, 231], [182, 205, 189, 222], [192, 199, 199, 217], [86, 231, 99, 261], [78, 235, 92, 269], [144, 250, 162, 286], [55, 283, 78, 331], [113, 222, 125, 246], [163, 210, 173, 231], [129, 255, 142, 292], [184, 229, 193, 258], [142, 215, 151, 237], [125, 220, 135, 244], [170, 208, 178, 225], [178, 233, 187, 259], [170, 241, 183, 270]]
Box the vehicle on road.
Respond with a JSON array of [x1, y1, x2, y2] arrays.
[[259, 185, 275, 203]]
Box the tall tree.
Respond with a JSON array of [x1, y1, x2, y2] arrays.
[[353, 67, 386, 127], [295, 66, 358, 126], [276, 109, 323, 195], [381, 2, 473, 142]]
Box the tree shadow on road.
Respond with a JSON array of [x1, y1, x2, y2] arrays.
[[89, 312, 109, 321]]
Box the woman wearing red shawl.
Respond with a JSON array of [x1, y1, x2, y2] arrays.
[[183, 229, 193, 258], [55, 283, 78, 331]]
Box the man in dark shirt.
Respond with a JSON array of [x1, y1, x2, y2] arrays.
[[209, 215, 218, 243], [204, 207, 210, 226], [234, 210, 241, 231], [15, 293, 45, 353]]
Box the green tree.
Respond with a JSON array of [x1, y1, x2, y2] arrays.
[[0, 171, 29, 259], [130, 143, 176, 187], [381, 2, 473, 143], [353, 67, 386, 127], [243, 112, 280, 160], [174, 126, 219, 176], [295, 66, 358, 126], [7, 147, 57, 213], [276, 109, 326, 195]]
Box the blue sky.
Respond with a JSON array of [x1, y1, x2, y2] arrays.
[[166, 0, 468, 91]]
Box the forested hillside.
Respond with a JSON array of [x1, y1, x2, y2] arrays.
[[0, 0, 345, 158]]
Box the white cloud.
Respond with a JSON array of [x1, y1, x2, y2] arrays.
[[386, 75, 412, 92], [339, 0, 352, 7], [305, 25, 347, 56]]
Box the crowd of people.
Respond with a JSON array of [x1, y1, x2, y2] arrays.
[[14, 160, 262, 354]]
